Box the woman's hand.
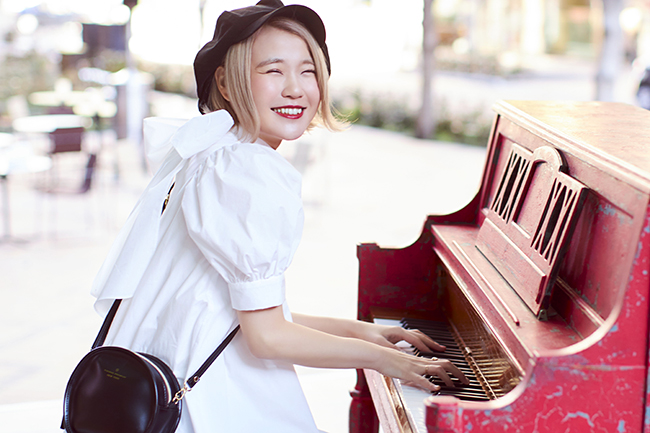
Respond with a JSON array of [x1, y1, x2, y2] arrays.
[[352, 321, 445, 354], [350, 321, 470, 391], [372, 345, 470, 392]]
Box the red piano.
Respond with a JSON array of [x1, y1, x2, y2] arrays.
[[350, 100, 650, 433]]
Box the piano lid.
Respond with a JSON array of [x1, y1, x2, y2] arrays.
[[495, 100, 650, 193]]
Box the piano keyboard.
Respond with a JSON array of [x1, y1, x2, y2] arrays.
[[374, 317, 517, 433], [401, 317, 492, 401]]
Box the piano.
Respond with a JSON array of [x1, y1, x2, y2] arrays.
[[349, 100, 650, 433]]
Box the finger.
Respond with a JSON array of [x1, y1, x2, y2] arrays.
[[414, 330, 446, 352], [403, 330, 445, 353], [442, 361, 470, 385], [429, 359, 470, 386], [428, 364, 456, 388], [403, 378, 440, 393], [415, 371, 441, 393], [384, 327, 445, 353]]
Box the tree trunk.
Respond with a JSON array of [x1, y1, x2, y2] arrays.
[[416, 0, 437, 139], [595, 0, 624, 101]]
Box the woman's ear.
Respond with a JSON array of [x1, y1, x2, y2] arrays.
[[215, 67, 230, 102]]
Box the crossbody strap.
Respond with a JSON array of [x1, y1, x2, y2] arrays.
[[91, 299, 122, 349], [89, 181, 239, 402], [92, 298, 240, 403]]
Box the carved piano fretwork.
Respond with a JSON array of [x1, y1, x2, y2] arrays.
[[350, 101, 650, 433], [476, 143, 587, 319]]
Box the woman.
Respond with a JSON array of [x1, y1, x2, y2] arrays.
[[91, 1, 468, 432]]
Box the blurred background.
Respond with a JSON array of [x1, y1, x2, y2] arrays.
[[1, 0, 648, 144], [0, 1, 649, 432]]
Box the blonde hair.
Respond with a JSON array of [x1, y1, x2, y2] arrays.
[[202, 17, 346, 142]]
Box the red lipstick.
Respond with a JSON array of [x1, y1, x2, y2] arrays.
[[272, 106, 305, 119]]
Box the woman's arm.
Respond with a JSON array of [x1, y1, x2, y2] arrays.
[[237, 307, 468, 391], [292, 312, 446, 353]]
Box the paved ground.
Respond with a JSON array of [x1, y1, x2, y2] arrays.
[[0, 55, 642, 432], [0, 106, 486, 433]]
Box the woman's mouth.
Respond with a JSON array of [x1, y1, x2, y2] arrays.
[[272, 106, 305, 119]]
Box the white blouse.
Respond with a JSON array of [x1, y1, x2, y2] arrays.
[[90, 110, 319, 433]]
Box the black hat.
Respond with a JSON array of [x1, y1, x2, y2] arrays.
[[193, 0, 330, 114]]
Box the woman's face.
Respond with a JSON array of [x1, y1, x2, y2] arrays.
[[250, 25, 320, 149]]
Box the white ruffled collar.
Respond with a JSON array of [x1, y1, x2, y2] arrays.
[[91, 110, 236, 314], [143, 109, 235, 172]]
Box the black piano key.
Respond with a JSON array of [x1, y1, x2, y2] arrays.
[[434, 391, 490, 402], [429, 381, 488, 395], [436, 388, 488, 397], [420, 351, 466, 359], [419, 354, 465, 360], [428, 378, 483, 390]]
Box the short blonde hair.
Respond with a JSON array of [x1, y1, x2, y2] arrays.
[[202, 17, 345, 142]]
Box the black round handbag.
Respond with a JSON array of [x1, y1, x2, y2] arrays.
[[61, 299, 239, 433], [63, 347, 182, 433]]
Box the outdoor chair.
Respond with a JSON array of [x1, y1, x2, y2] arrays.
[[38, 127, 101, 238], [49, 126, 84, 154]]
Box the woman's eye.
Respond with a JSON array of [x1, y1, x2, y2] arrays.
[[302, 69, 316, 75], [265, 69, 281, 74]]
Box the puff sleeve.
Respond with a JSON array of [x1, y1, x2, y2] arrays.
[[181, 142, 304, 311]]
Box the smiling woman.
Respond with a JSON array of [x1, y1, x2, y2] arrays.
[[217, 22, 321, 148], [249, 24, 320, 147], [204, 14, 340, 146], [85, 1, 468, 432]]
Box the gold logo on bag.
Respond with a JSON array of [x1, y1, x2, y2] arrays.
[[104, 369, 127, 380]]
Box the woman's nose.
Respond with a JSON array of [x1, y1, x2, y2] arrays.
[[281, 74, 304, 99]]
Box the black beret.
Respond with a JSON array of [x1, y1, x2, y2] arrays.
[[193, 0, 330, 114]]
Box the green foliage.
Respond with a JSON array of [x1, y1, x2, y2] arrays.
[[340, 92, 417, 135], [136, 61, 195, 96], [434, 103, 493, 146], [0, 52, 55, 100], [90, 49, 126, 73], [334, 90, 492, 146], [436, 51, 505, 76]]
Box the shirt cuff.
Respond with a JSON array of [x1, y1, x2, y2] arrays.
[[228, 274, 286, 311]]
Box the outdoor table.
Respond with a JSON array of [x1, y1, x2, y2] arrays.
[[12, 114, 93, 134], [0, 143, 52, 242], [28, 90, 89, 109], [29, 88, 117, 119]]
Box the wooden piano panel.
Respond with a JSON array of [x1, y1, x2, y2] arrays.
[[560, 190, 640, 321]]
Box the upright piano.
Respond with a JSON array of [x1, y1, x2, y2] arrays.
[[350, 100, 650, 433]]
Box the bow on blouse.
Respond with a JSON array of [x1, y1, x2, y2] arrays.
[[91, 110, 235, 315]]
